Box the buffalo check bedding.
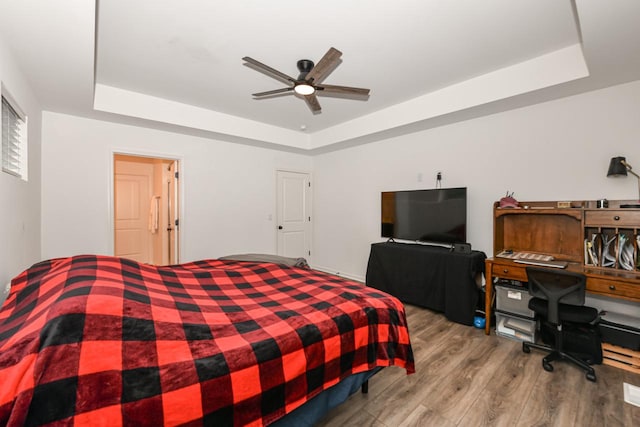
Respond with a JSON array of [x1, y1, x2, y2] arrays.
[[0, 255, 414, 426]]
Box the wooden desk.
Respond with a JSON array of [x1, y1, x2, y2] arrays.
[[485, 199, 640, 336], [484, 257, 640, 335]]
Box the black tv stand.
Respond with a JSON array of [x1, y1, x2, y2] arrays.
[[365, 242, 486, 325]]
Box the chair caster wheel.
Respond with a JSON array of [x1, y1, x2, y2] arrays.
[[543, 362, 554, 372], [586, 372, 596, 382], [522, 342, 530, 353]]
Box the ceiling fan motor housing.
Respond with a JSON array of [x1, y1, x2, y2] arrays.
[[297, 59, 314, 80]]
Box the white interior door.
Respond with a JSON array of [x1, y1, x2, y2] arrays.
[[276, 171, 311, 260], [114, 158, 154, 263]]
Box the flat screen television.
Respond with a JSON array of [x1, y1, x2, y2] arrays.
[[381, 187, 467, 244]]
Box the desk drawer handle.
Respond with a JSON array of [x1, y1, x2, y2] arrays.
[[614, 216, 620, 221], [503, 269, 509, 274], [609, 285, 616, 290]]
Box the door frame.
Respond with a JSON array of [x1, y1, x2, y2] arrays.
[[109, 148, 184, 263]]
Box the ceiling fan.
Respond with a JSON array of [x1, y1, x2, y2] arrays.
[[242, 47, 370, 113]]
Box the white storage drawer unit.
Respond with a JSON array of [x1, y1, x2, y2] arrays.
[[496, 312, 537, 343], [495, 283, 534, 318]]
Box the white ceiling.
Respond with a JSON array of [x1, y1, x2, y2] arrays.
[[1, 0, 639, 152]]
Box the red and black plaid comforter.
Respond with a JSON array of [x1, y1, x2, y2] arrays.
[[0, 255, 414, 426]]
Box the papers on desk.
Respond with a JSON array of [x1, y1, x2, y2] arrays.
[[584, 232, 638, 270], [496, 251, 554, 262]]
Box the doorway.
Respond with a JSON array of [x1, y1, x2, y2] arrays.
[[114, 154, 180, 265], [276, 170, 312, 260]]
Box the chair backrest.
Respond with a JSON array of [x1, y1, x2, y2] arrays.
[[525, 267, 587, 324]]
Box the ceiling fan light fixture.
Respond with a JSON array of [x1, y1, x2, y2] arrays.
[[294, 84, 315, 96]]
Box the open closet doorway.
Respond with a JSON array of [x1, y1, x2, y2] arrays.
[[113, 154, 180, 265]]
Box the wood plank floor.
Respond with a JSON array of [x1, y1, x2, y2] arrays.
[[317, 304, 640, 426]]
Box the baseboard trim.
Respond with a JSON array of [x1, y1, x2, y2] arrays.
[[310, 264, 365, 284]]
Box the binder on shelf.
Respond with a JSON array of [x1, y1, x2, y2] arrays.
[[601, 234, 617, 268], [584, 238, 590, 265], [585, 239, 594, 266], [617, 233, 636, 271], [636, 234, 640, 270], [585, 233, 601, 267]]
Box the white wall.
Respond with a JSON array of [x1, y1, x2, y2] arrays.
[[16, 74, 640, 317], [41, 112, 312, 263], [0, 36, 42, 286], [312, 80, 640, 282]]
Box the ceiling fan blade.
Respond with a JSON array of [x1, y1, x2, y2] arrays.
[[252, 87, 294, 97], [305, 47, 342, 84], [303, 94, 321, 112], [243, 56, 297, 83], [316, 84, 370, 96]]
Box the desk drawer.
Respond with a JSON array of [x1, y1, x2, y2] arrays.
[[584, 210, 640, 227], [587, 277, 640, 300], [491, 264, 527, 281]]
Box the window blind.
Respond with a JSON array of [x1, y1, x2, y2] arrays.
[[2, 95, 26, 178]]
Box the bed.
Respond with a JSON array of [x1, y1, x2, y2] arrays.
[[0, 255, 414, 426]]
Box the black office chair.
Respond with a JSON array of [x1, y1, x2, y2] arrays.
[[522, 267, 599, 382]]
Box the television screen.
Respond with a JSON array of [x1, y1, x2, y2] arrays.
[[381, 187, 467, 243]]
